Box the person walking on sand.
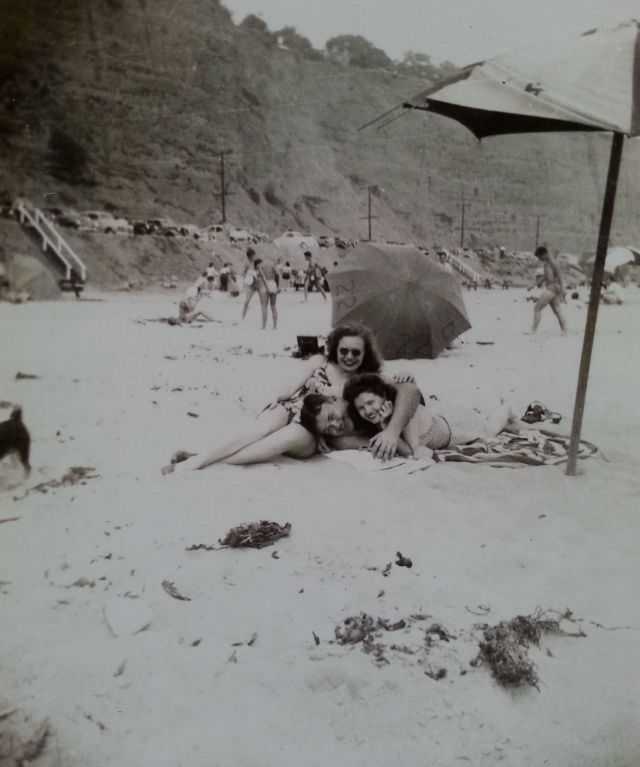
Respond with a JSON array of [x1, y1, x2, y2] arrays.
[[255, 257, 280, 330], [241, 247, 259, 320], [528, 246, 567, 335], [303, 251, 327, 302]]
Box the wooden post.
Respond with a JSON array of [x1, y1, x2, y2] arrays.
[[566, 132, 624, 476]]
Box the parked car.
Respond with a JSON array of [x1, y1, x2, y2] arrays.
[[228, 227, 251, 242], [78, 211, 132, 235], [147, 218, 179, 236], [178, 224, 201, 239]]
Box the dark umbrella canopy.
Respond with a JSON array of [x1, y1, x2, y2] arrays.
[[328, 243, 470, 359]]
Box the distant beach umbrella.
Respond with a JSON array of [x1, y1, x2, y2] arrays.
[[376, 19, 640, 474], [327, 242, 470, 359]]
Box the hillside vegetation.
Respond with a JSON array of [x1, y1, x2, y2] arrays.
[[1, 0, 639, 263]]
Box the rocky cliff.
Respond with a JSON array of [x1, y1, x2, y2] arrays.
[[1, 0, 639, 254]]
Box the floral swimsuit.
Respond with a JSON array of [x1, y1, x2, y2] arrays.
[[278, 364, 333, 424]]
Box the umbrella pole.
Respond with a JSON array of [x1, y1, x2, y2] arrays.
[[566, 132, 624, 476]]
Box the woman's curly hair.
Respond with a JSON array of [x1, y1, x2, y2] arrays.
[[325, 323, 382, 373], [299, 393, 331, 435], [342, 373, 397, 434]]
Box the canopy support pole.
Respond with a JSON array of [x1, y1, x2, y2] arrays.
[[566, 132, 624, 476]]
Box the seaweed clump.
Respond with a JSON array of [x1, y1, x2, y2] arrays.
[[476, 609, 583, 690]]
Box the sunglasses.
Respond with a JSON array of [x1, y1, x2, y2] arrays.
[[338, 347, 363, 358]]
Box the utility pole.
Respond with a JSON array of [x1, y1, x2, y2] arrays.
[[361, 185, 381, 241], [214, 149, 233, 224], [459, 190, 466, 249], [534, 215, 541, 250]]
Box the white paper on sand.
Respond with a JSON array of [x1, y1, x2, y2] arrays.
[[324, 449, 434, 474]]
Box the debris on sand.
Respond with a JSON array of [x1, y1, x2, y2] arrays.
[[219, 521, 291, 549], [424, 665, 447, 680], [475, 609, 586, 690], [161, 580, 191, 601], [14, 371, 40, 380], [395, 552, 413, 568], [30, 466, 100, 495]]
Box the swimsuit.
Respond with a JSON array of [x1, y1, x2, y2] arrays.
[[277, 364, 333, 424], [422, 415, 452, 449]]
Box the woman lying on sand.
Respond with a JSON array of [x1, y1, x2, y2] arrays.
[[162, 323, 421, 472], [300, 373, 517, 459]]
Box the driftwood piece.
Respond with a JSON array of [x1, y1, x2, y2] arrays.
[[161, 580, 191, 601]]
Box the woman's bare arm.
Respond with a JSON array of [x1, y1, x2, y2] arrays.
[[369, 381, 421, 460], [268, 353, 326, 403]]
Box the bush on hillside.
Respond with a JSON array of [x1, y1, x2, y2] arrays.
[[325, 35, 392, 69]]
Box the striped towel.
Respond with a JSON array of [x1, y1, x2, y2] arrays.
[[435, 429, 599, 467]]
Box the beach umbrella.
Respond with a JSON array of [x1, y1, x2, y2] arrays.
[[395, 19, 640, 475], [327, 242, 470, 359]]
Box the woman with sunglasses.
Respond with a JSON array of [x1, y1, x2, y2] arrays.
[[162, 323, 420, 471]]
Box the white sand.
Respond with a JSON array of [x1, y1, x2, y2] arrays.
[[1, 287, 639, 767]]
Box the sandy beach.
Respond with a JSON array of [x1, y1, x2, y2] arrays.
[[1, 286, 639, 767]]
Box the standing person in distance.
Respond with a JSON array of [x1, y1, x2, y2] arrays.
[[303, 251, 327, 302], [529, 246, 567, 335]]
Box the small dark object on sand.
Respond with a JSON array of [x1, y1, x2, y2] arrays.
[[220, 520, 291, 549], [395, 552, 413, 568], [0, 406, 31, 475], [15, 372, 39, 380]]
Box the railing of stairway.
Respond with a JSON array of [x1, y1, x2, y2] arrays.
[[444, 252, 480, 283], [14, 198, 87, 282]]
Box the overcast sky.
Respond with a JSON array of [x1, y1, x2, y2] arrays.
[[222, 0, 639, 64]]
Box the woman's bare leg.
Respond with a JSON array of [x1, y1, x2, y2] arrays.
[[176, 406, 290, 470], [257, 291, 268, 329], [446, 402, 514, 445], [221, 423, 316, 465], [550, 295, 568, 334], [241, 288, 256, 320], [532, 290, 553, 333], [269, 294, 278, 329]]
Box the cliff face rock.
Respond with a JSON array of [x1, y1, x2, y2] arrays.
[[1, 0, 639, 253]]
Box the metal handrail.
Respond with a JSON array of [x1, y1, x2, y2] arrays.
[[15, 199, 87, 281]]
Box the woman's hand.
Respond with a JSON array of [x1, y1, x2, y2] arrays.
[[392, 372, 415, 384], [368, 424, 401, 461], [377, 400, 393, 425], [316, 436, 331, 454]]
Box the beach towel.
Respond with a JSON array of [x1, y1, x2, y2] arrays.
[[435, 429, 599, 467], [324, 450, 434, 474]]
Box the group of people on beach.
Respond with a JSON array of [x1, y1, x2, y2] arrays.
[[175, 247, 335, 330], [162, 322, 517, 474]]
